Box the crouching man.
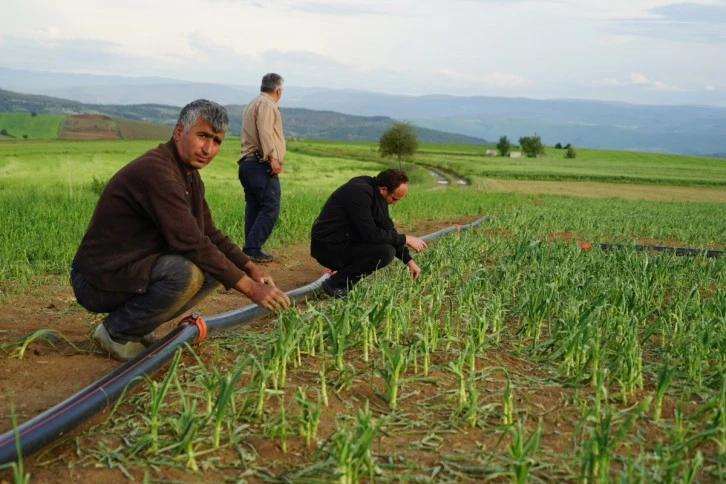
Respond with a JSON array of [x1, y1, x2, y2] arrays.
[[71, 99, 290, 361], [310, 169, 427, 298]]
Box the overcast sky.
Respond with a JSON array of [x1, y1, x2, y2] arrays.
[[2, 0, 726, 106]]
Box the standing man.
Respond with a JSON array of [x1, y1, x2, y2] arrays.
[[310, 169, 427, 298], [71, 99, 290, 361], [238, 73, 286, 263]]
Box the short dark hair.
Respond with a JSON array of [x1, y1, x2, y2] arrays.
[[177, 99, 229, 133], [261, 73, 284, 93], [375, 169, 409, 192]]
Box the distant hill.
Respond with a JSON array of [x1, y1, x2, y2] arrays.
[[3, 67, 726, 155], [0, 89, 487, 144], [0, 111, 171, 140]]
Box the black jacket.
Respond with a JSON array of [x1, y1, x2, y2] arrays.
[[311, 176, 412, 263]]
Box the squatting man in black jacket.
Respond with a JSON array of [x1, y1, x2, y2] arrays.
[[310, 169, 427, 298]]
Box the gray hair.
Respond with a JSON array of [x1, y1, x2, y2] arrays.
[[176, 99, 229, 133], [260, 73, 284, 93]]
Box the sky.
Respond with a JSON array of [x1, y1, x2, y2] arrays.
[[2, 0, 726, 106]]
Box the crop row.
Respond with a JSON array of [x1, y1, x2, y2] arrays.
[[43, 212, 726, 482]]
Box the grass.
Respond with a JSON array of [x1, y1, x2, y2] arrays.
[[0, 113, 65, 140], [289, 139, 726, 187], [0, 136, 725, 481], [0, 138, 724, 292]]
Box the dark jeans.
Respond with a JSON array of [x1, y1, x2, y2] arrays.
[[238, 157, 281, 252], [311, 240, 396, 290], [70, 255, 219, 342]]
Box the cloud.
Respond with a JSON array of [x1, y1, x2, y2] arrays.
[[593, 72, 679, 91], [285, 1, 402, 17], [608, 2, 726, 43], [438, 69, 529, 89], [650, 2, 726, 25], [629, 72, 650, 85], [0, 35, 143, 72]]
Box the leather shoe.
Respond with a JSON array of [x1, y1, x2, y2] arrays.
[[244, 249, 274, 263], [322, 279, 348, 299]]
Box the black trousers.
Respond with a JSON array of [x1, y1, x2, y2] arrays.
[[311, 240, 396, 290]]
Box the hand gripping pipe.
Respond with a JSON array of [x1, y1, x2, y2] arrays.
[[0, 215, 490, 466]]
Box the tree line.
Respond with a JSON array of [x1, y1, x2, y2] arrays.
[[378, 122, 577, 161]]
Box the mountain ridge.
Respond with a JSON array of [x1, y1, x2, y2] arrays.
[[2, 67, 726, 155], [0, 88, 488, 144]]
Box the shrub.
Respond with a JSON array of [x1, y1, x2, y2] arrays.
[[518, 135, 545, 158], [497, 136, 511, 156]]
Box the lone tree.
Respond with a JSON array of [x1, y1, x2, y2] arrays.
[[518, 134, 545, 158], [496, 135, 510, 156], [565, 146, 577, 159], [379, 122, 418, 163]]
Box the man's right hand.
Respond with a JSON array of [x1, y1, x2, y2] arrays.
[[235, 276, 290, 311], [405, 235, 428, 252]]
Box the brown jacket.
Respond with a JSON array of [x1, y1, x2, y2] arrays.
[[73, 139, 249, 294]]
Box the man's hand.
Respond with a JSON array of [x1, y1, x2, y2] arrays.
[[407, 260, 421, 279], [405, 235, 428, 252], [244, 261, 276, 286], [269, 157, 283, 175], [234, 276, 290, 311]]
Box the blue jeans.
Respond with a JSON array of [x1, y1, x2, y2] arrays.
[[70, 255, 219, 342], [238, 158, 281, 252]]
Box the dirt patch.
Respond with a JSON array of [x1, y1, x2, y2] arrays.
[[59, 114, 121, 140], [0, 219, 467, 433], [480, 179, 726, 203]]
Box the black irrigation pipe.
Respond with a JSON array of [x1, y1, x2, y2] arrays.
[[598, 243, 724, 258], [0, 215, 490, 467]]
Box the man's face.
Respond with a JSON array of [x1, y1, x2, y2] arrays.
[[379, 183, 408, 205], [173, 117, 225, 172]]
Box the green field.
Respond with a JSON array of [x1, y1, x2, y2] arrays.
[[0, 138, 725, 481], [0, 113, 65, 139], [291, 139, 726, 187], [2, 138, 724, 287], [0, 113, 173, 141]]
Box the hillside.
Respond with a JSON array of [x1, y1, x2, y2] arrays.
[[3, 68, 726, 155], [0, 89, 487, 144], [0, 111, 172, 140]]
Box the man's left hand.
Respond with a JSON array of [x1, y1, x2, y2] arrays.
[[245, 262, 276, 286], [269, 157, 283, 175]]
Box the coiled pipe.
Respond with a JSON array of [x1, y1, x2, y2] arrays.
[[0, 216, 489, 466]]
